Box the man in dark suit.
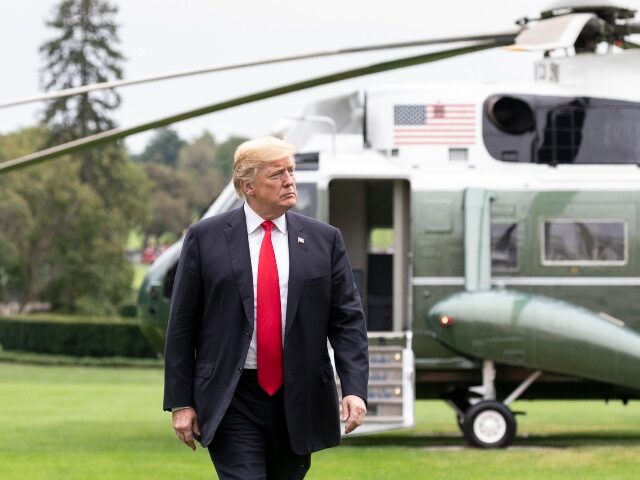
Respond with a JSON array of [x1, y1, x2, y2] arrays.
[[164, 137, 369, 479]]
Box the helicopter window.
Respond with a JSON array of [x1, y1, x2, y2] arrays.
[[483, 95, 640, 165], [537, 100, 586, 165], [293, 152, 320, 171], [491, 223, 518, 271], [565, 106, 640, 165], [542, 220, 627, 266], [369, 228, 395, 254], [291, 182, 317, 219]]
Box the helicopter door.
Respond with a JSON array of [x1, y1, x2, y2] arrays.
[[328, 179, 415, 434]]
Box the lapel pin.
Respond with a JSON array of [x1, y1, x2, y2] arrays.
[[298, 236, 305, 244]]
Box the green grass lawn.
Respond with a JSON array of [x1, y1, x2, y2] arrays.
[[2, 363, 640, 479]]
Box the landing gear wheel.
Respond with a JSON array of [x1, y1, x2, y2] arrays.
[[462, 400, 516, 449]]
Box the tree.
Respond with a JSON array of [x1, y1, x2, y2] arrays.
[[30, 0, 151, 314], [0, 187, 32, 304], [177, 131, 216, 177], [177, 131, 226, 210], [39, 0, 125, 182], [136, 131, 247, 247], [143, 163, 195, 242], [39, 0, 123, 133], [0, 128, 135, 314], [136, 128, 185, 167], [0, 128, 52, 308], [215, 135, 247, 179]]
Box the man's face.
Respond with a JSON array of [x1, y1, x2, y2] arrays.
[[244, 156, 297, 219]]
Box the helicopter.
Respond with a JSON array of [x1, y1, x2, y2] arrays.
[[2, 1, 640, 449]]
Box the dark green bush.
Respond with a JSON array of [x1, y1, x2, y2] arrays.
[[0, 314, 157, 358], [118, 303, 138, 318], [0, 350, 162, 368]]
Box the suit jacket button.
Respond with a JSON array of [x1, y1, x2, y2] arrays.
[[245, 332, 251, 338], [238, 367, 243, 373]]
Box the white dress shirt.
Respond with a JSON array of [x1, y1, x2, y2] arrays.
[[243, 202, 289, 369]]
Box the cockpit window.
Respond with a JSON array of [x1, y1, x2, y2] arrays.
[[537, 100, 586, 164], [483, 95, 640, 165]]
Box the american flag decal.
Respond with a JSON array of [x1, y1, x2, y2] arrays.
[[393, 103, 476, 145]]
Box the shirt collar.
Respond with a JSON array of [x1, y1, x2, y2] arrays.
[[244, 202, 287, 235]]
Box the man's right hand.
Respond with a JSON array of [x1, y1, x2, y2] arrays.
[[172, 407, 200, 451]]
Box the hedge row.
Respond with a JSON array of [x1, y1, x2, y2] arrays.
[[0, 350, 163, 368], [0, 314, 158, 358]]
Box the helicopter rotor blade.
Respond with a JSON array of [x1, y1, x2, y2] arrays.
[[0, 40, 507, 174], [0, 32, 517, 110]]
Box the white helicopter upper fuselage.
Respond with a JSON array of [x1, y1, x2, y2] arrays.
[[279, 48, 640, 198]]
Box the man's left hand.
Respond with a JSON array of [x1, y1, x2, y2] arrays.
[[341, 395, 367, 434]]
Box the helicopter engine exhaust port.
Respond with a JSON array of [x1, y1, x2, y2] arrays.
[[485, 95, 535, 134]]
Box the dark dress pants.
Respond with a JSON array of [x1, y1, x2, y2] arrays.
[[208, 369, 311, 480]]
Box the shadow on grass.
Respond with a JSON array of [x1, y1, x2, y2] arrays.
[[513, 432, 640, 448], [344, 433, 463, 449], [343, 431, 640, 449]]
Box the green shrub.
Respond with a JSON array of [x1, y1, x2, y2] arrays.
[[118, 303, 138, 318], [0, 314, 157, 358], [0, 350, 162, 368]]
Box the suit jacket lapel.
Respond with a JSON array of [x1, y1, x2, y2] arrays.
[[285, 212, 306, 339], [224, 206, 254, 330]]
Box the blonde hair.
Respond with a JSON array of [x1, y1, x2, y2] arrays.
[[232, 136, 296, 197]]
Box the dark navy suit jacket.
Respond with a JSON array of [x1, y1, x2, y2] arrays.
[[163, 206, 369, 455]]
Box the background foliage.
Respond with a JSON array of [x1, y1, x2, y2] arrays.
[[0, 313, 156, 358], [137, 129, 246, 246], [0, 0, 246, 316], [0, 128, 146, 314]]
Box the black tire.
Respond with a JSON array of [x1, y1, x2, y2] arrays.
[[461, 400, 516, 449]]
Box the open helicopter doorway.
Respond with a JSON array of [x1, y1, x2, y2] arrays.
[[328, 179, 411, 333], [329, 179, 414, 433]]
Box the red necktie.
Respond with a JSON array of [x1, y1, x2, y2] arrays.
[[257, 220, 283, 395]]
